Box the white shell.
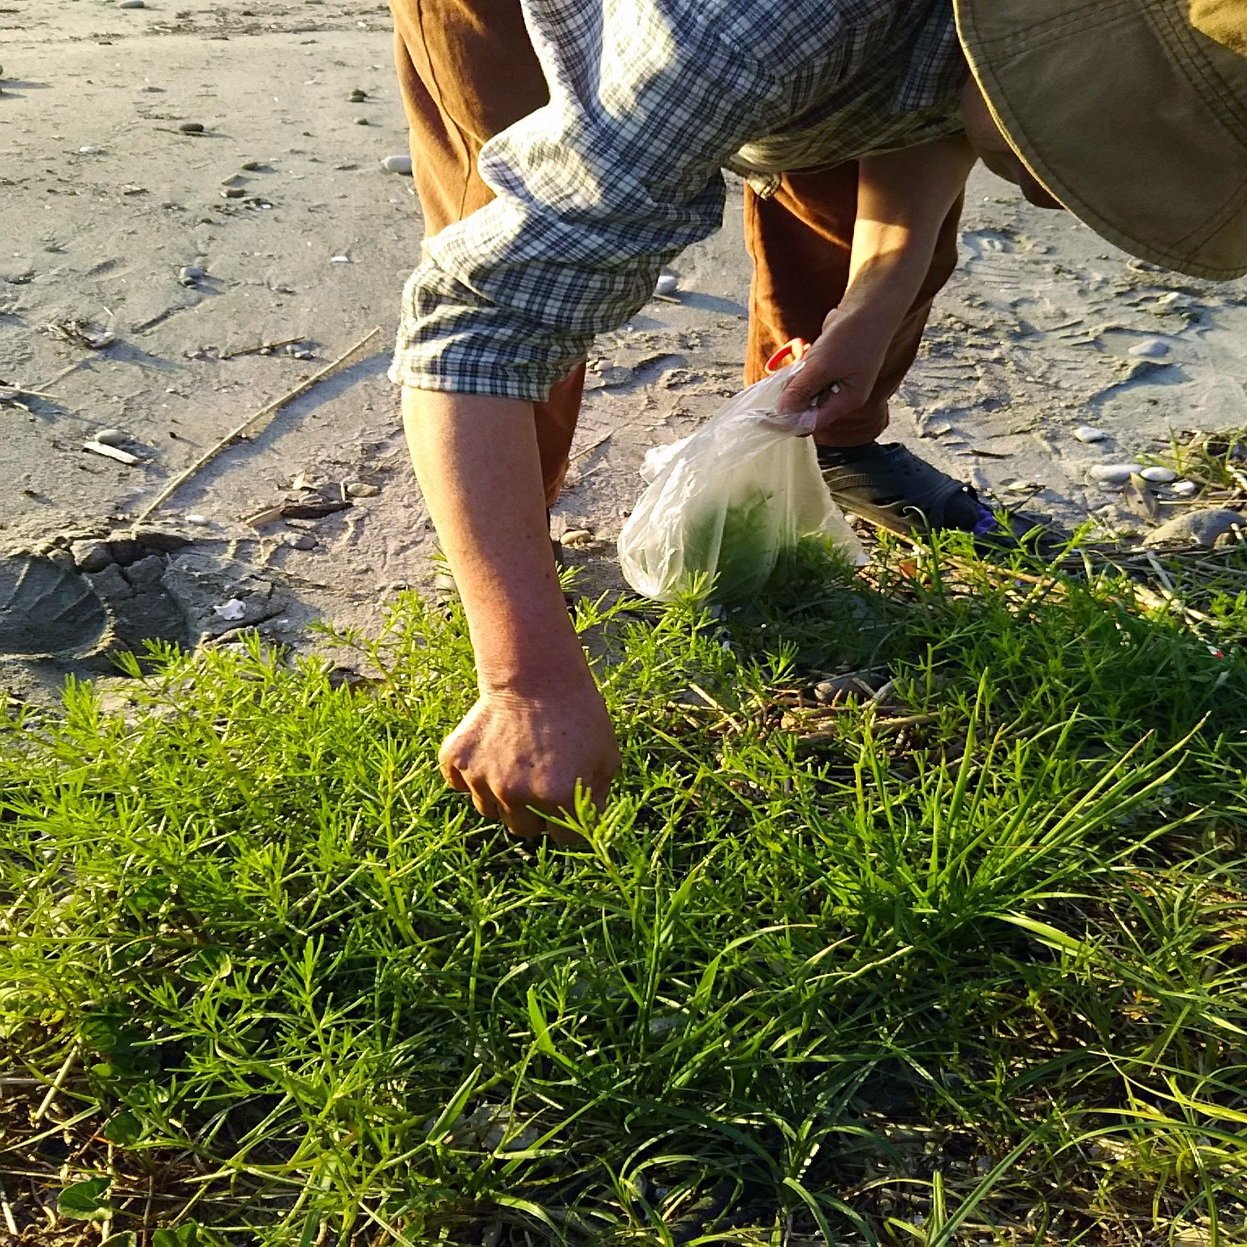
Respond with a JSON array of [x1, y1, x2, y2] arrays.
[[212, 598, 247, 621], [1073, 425, 1108, 444], [1170, 480, 1198, 497], [381, 154, 413, 175], [654, 273, 679, 296], [1088, 463, 1143, 485], [1139, 466, 1177, 483]]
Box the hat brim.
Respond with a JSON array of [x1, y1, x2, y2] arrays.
[[954, 0, 1247, 280]]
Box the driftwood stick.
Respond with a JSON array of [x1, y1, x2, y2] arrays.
[[136, 326, 381, 522], [220, 335, 307, 360]]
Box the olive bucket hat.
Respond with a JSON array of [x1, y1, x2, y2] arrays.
[[953, 0, 1247, 279]]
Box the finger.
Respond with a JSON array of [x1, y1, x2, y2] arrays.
[[775, 369, 843, 417], [466, 782, 501, 823], [438, 743, 470, 792], [499, 801, 548, 841]]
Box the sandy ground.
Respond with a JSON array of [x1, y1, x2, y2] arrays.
[[3, 0, 1247, 702]]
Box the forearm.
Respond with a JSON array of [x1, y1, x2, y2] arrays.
[[402, 388, 589, 694], [845, 133, 976, 317]]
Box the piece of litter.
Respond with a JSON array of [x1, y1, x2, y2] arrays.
[[212, 598, 247, 621], [83, 440, 140, 465]]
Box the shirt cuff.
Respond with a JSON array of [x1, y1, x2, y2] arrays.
[[388, 259, 593, 401]]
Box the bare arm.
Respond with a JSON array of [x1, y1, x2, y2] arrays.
[[403, 389, 620, 841], [776, 133, 976, 422]]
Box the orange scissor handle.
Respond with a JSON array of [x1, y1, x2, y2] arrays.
[[763, 337, 811, 375]]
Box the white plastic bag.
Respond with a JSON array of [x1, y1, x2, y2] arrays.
[[617, 367, 862, 603]]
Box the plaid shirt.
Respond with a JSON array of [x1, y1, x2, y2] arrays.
[[390, 0, 967, 400]]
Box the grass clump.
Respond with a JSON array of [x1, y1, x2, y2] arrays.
[[2, 536, 1247, 1246]]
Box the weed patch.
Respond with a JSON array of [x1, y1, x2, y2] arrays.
[[2, 539, 1246, 1245]]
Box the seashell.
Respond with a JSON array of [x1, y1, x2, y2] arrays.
[[1139, 466, 1177, 483], [654, 273, 679, 296], [1087, 463, 1143, 485], [1072, 425, 1107, 443], [0, 554, 108, 658], [380, 154, 412, 175]]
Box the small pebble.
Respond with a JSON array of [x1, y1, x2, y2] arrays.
[[178, 264, 204, 286], [178, 121, 205, 134], [185, 514, 210, 525], [654, 273, 679, 297], [78, 145, 104, 155], [1128, 338, 1170, 359], [355, 117, 369, 126], [1003, 480, 1038, 493], [1171, 480, 1199, 497], [241, 160, 267, 171], [119, 0, 146, 8], [95, 428, 129, 447], [348, 87, 367, 102], [1073, 425, 1108, 444], [561, 528, 594, 547], [1088, 463, 1144, 485], [289, 533, 317, 551], [1139, 466, 1177, 483], [221, 186, 245, 199], [380, 154, 413, 175], [329, 254, 351, 263], [345, 481, 379, 497]]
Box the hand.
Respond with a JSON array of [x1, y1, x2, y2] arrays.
[[439, 677, 622, 843], [770, 304, 896, 437]]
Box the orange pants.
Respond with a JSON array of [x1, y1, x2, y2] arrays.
[[390, 0, 963, 506]]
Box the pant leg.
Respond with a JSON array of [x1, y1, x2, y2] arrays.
[[389, 0, 585, 507], [743, 165, 963, 447]]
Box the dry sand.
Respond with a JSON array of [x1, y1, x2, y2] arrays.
[[3, 0, 1247, 701]]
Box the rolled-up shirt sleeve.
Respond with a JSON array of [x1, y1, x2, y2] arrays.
[[389, 0, 815, 400]]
